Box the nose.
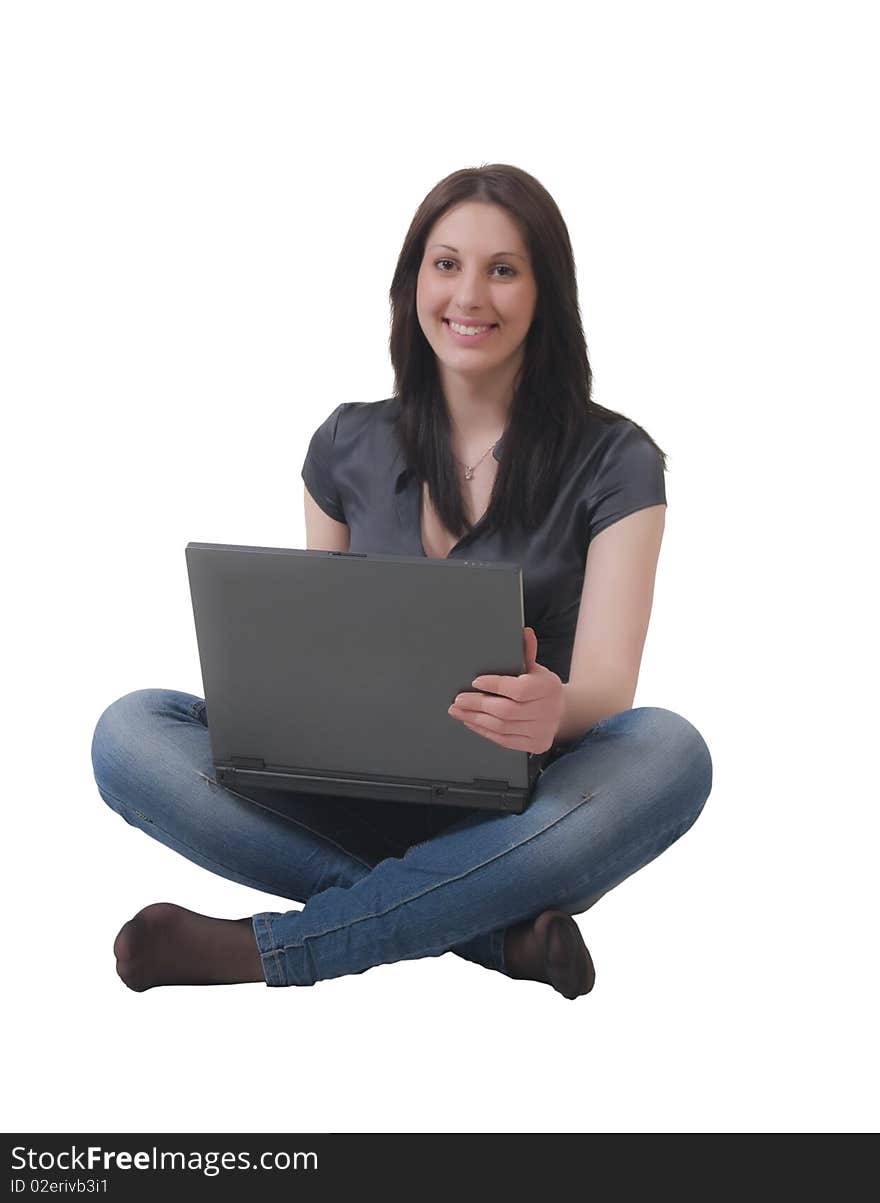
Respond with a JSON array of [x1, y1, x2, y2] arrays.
[[452, 267, 492, 313]]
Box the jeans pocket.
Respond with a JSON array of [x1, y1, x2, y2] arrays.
[[190, 698, 208, 724]]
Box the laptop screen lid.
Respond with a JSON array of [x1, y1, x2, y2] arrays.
[[185, 542, 544, 812]]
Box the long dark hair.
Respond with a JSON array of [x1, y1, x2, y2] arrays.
[[388, 163, 667, 538]]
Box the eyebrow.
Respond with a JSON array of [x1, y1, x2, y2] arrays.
[[429, 243, 527, 261]]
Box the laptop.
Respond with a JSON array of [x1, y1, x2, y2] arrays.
[[185, 542, 551, 814]]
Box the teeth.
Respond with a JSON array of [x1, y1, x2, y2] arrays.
[[448, 321, 493, 336]]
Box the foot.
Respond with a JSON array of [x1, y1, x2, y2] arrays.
[[113, 902, 265, 991], [503, 909, 596, 999]]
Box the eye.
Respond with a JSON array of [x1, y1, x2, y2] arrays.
[[433, 259, 518, 278]]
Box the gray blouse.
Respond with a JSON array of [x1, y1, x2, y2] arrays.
[[302, 396, 666, 684]]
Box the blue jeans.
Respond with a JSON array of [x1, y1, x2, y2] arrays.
[[90, 689, 713, 987]]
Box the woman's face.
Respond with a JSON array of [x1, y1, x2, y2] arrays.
[[416, 201, 538, 385]]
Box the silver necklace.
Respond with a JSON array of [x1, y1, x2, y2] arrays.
[[454, 437, 501, 480]]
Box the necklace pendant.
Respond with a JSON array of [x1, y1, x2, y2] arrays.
[[464, 467, 474, 480]]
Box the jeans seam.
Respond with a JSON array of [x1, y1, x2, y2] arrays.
[[193, 773, 378, 872], [270, 788, 600, 955], [99, 781, 364, 899], [253, 915, 286, 986]]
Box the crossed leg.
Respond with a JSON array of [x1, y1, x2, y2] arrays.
[[92, 690, 712, 998]]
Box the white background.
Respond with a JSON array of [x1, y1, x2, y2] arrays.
[[2, 0, 877, 1134]]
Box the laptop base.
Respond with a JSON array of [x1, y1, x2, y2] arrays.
[[214, 753, 552, 815]]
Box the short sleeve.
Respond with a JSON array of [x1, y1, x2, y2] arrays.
[[587, 422, 667, 541], [301, 403, 348, 523]]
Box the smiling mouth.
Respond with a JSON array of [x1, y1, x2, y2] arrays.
[[443, 319, 499, 332]]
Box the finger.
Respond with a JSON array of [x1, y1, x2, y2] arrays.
[[465, 672, 552, 703], [449, 693, 544, 721], [469, 674, 539, 702], [523, 626, 538, 670], [455, 709, 536, 738], [460, 718, 534, 753]]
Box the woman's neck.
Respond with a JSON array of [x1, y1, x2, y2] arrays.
[[438, 366, 516, 446]]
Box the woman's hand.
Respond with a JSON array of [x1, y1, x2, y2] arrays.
[[447, 627, 564, 755]]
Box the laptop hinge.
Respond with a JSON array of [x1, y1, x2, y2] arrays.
[[230, 755, 266, 770]]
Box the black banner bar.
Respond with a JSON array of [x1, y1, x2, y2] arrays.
[[4, 1134, 584, 1200]]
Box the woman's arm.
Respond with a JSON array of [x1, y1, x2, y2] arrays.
[[304, 483, 350, 552], [555, 504, 666, 744]]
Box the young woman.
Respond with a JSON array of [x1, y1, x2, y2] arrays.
[[91, 164, 713, 1000]]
